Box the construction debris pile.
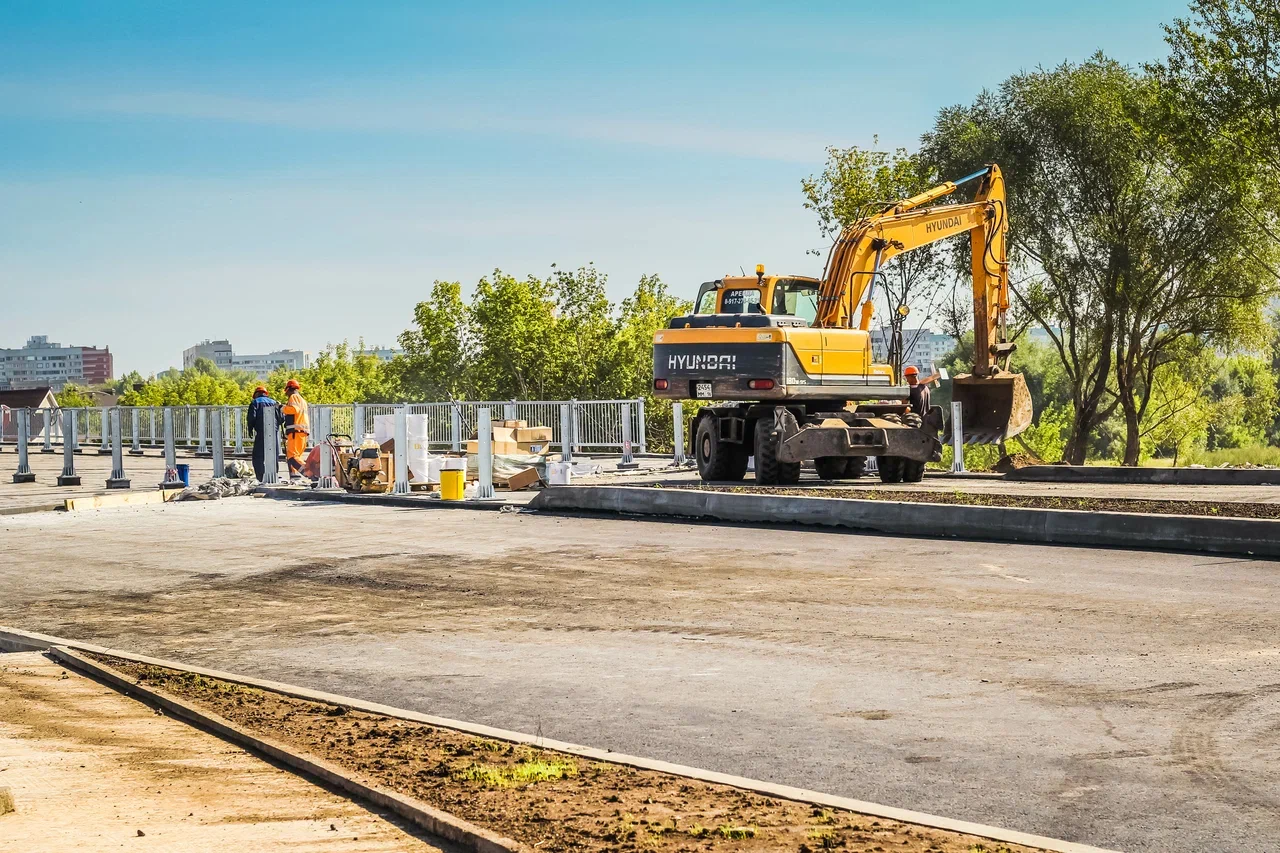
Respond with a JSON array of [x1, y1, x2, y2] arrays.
[[176, 476, 258, 501]]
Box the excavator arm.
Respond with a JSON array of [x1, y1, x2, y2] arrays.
[[817, 164, 1031, 442]]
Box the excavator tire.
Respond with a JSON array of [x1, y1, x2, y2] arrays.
[[877, 455, 905, 484], [844, 456, 867, 479], [754, 411, 802, 486], [901, 459, 926, 483], [695, 415, 748, 482], [814, 456, 848, 481]]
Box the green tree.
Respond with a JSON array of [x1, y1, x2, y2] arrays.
[[54, 383, 97, 408], [468, 270, 563, 400], [550, 264, 619, 398], [394, 280, 476, 401], [802, 142, 948, 381], [921, 54, 1277, 465], [118, 359, 255, 406]]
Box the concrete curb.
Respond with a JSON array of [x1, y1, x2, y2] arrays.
[[528, 485, 1280, 559], [1007, 465, 1280, 485], [0, 626, 1116, 853], [49, 646, 528, 853], [257, 487, 520, 512]]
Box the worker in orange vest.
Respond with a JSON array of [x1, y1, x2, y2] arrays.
[[281, 379, 310, 484]]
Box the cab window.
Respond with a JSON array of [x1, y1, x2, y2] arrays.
[[720, 288, 762, 314], [694, 285, 718, 314], [771, 279, 820, 324]]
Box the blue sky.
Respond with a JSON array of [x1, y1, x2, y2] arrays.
[[1, 0, 1189, 376]]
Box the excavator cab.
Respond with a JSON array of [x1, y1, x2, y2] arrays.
[[951, 370, 1033, 444]]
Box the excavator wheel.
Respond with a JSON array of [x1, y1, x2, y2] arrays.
[[814, 456, 848, 481], [695, 415, 748, 482], [876, 455, 904, 484], [901, 459, 926, 483], [754, 411, 801, 486], [845, 456, 867, 479]]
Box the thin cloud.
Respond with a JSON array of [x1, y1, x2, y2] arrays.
[[0, 80, 829, 163]]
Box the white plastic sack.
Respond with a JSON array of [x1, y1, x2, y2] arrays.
[[373, 414, 436, 484]]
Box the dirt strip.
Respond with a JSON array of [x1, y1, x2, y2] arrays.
[[675, 485, 1280, 519], [90, 654, 1043, 853]]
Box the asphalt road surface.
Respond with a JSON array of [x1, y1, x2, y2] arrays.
[[3, 498, 1278, 852]]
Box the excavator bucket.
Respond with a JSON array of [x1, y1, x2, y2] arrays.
[[951, 372, 1033, 444]]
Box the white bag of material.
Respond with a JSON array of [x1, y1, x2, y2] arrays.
[[546, 461, 573, 485], [373, 414, 435, 484]]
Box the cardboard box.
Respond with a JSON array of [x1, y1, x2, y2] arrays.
[[496, 466, 541, 491], [501, 419, 527, 429], [465, 439, 521, 455], [516, 441, 550, 456], [514, 426, 553, 443]]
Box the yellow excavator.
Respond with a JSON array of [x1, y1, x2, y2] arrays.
[[652, 164, 1032, 484]]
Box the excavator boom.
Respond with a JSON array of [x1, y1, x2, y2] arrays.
[[817, 164, 1031, 443]]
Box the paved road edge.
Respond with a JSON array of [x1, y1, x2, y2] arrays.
[[528, 485, 1280, 558], [0, 626, 1118, 853], [49, 646, 529, 853]]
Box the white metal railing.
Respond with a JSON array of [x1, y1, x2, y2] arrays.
[[0, 399, 646, 455]]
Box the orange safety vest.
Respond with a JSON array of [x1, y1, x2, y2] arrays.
[[282, 393, 310, 435]]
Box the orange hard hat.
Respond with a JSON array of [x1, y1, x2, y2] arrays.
[[253, 385, 267, 396], [903, 365, 920, 376], [285, 379, 300, 391]]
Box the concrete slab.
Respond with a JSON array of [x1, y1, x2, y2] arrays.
[[2, 500, 1279, 851], [0, 651, 452, 852]]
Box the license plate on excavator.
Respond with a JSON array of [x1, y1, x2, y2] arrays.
[[695, 383, 713, 399]]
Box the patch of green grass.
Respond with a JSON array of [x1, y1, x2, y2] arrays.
[[686, 824, 710, 839], [805, 826, 841, 848], [1186, 445, 1280, 468], [605, 813, 638, 842], [716, 824, 757, 840], [453, 758, 577, 788], [135, 667, 245, 696]]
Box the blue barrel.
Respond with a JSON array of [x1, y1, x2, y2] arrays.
[[175, 463, 190, 486]]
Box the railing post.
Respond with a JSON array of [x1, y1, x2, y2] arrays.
[[130, 408, 143, 455], [559, 403, 573, 464], [260, 404, 279, 485], [475, 406, 495, 499], [392, 405, 410, 495], [233, 405, 244, 455], [13, 408, 34, 483], [672, 401, 686, 466], [317, 407, 338, 489], [107, 408, 130, 489], [450, 405, 462, 452], [618, 402, 637, 469], [636, 398, 647, 454], [353, 403, 366, 442], [160, 408, 183, 488], [57, 409, 80, 486], [42, 408, 54, 453], [951, 401, 966, 474], [572, 399, 582, 454], [197, 406, 208, 455], [503, 401, 517, 421], [99, 406, 110, 454], [149, 408, 157, 447], [72, 408, 83, 453], [211, 408, 225, 478]]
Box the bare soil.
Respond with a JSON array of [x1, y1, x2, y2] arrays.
[[679, 484, 1280, 519], [93, 654, 1043, 853]]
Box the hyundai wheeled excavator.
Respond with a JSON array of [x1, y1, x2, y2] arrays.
[[652, 164, 1032, 484]]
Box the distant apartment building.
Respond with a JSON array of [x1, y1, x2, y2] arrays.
[[871, 327, 956, 373], [182, 339, 234, 370], [181, 340, 310, 379], [0, 336, 114, 391], [361, 346, 403, 363], [231, 350, 309, 379]]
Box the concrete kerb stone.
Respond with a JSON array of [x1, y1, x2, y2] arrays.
[[528, 485, 1280, 560], [256, 487, 520, 512], [49, 646, 526, 853], [0, 626, 1115, 853], [1007, 465, 1280, 485]]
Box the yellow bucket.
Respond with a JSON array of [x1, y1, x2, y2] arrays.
[[440, 469, 465, 501]]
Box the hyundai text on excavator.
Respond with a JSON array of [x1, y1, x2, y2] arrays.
[[652, 164, 1032, 485]]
